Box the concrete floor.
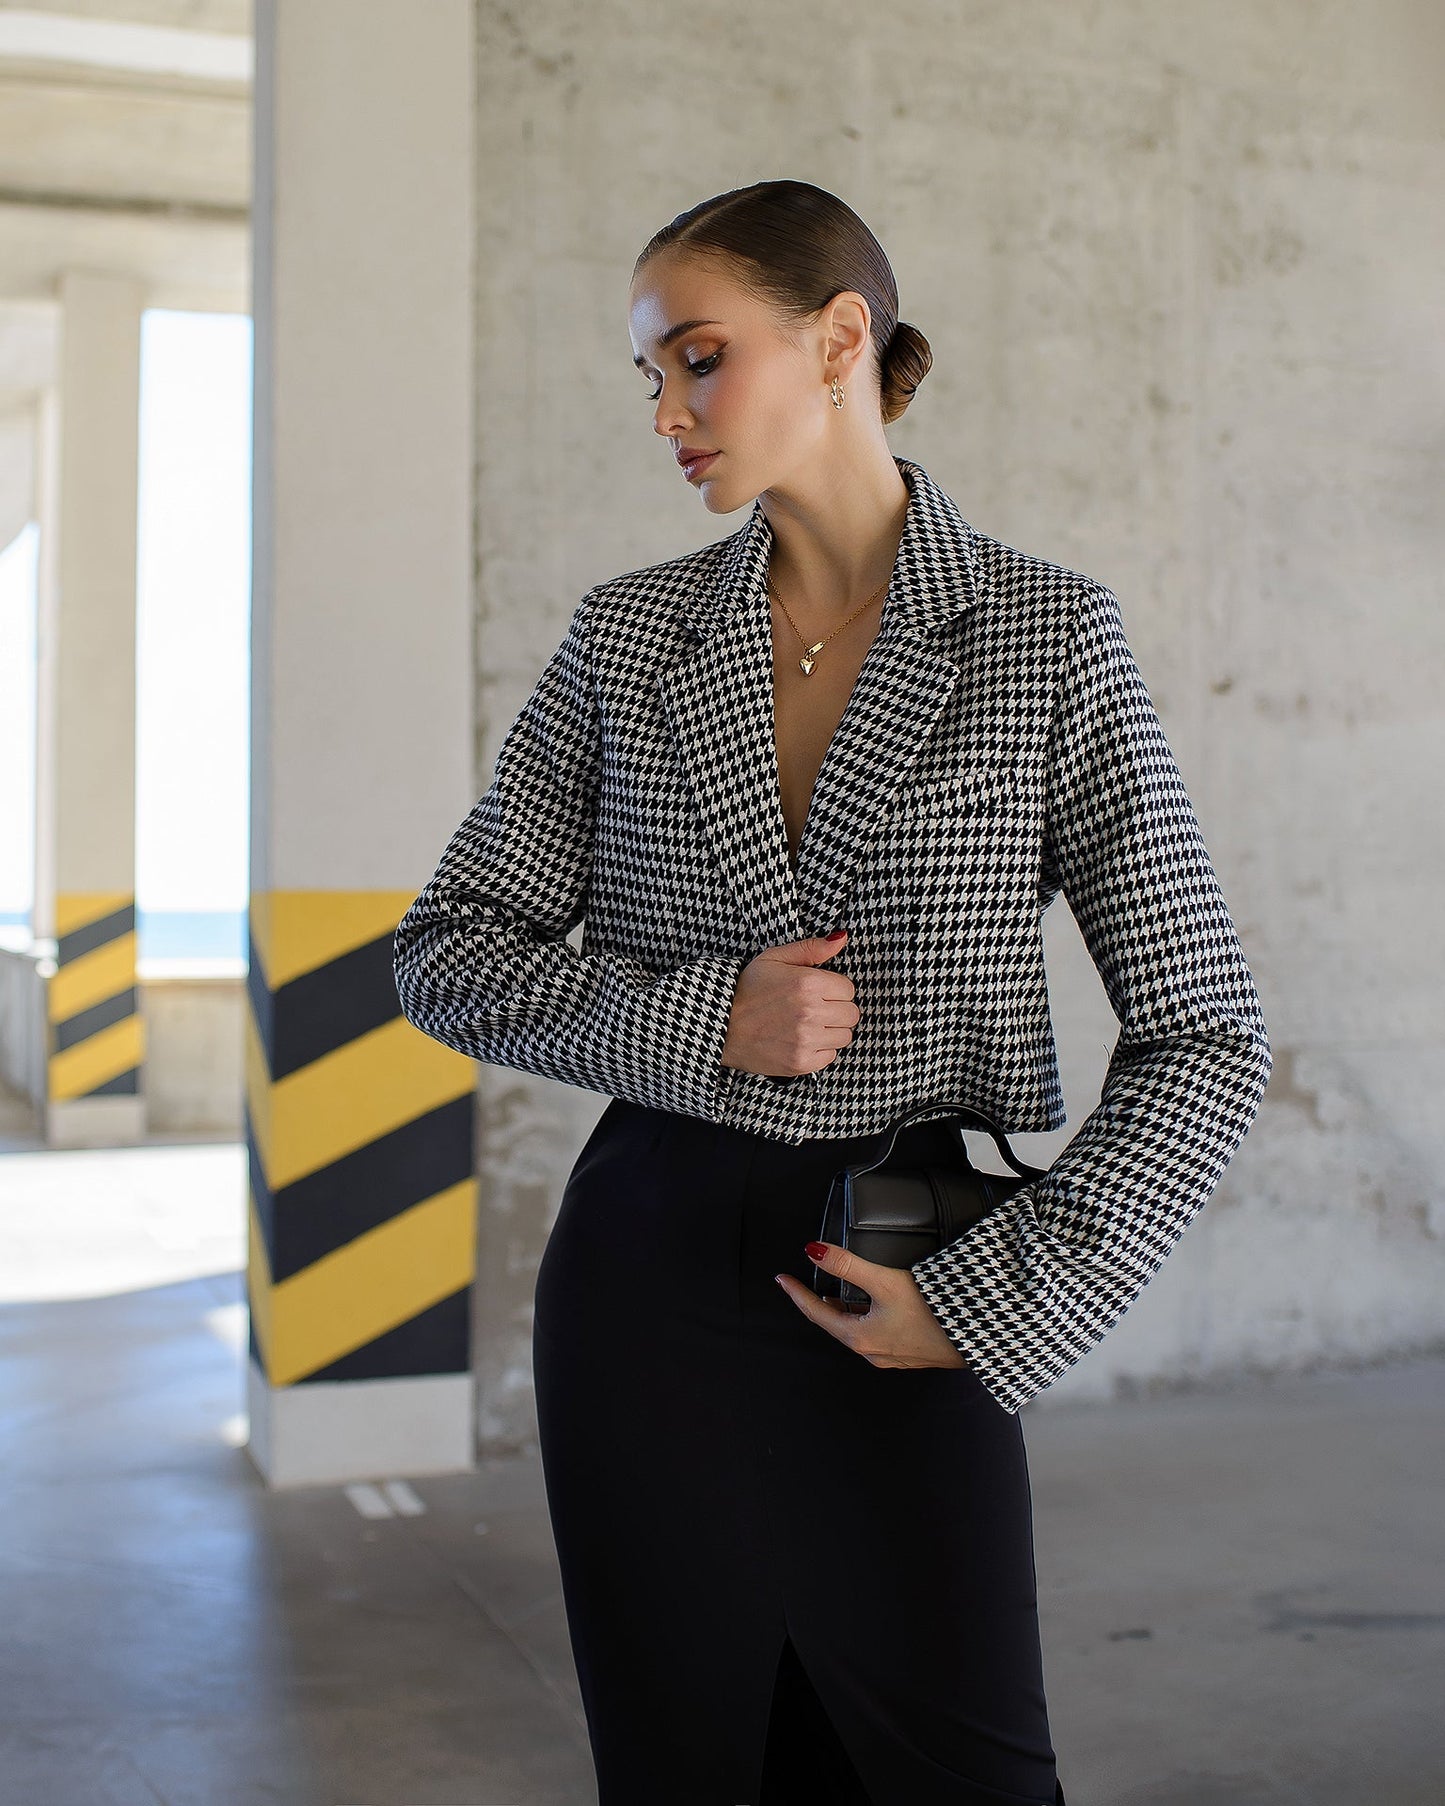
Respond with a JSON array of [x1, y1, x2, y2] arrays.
[[1, 1100, 1441, 1805]]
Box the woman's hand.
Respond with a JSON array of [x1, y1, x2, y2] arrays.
[[774, 1242, 974, 1371], [720, 930, 858, 1076]]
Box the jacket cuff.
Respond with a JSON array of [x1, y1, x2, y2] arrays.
[[909, 1219, 1100, 1415], [662, 950, 750, 1120]]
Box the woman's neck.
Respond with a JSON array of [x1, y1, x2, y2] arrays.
[[758, 447, 911, 622]]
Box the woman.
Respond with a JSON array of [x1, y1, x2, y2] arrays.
[[393, 180, 1272, 1805]]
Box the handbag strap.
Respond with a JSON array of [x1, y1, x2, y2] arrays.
[[851, 1097, 1044, 1182]]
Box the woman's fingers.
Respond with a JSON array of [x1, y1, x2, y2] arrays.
[[773, 1242, 888, 1349], [773, 1247, 864, 1341], [775, 1242, 968, 1370]]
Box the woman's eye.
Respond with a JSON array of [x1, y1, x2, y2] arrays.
[[646, 351, 720, 401]]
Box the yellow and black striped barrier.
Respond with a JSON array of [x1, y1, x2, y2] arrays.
[[246, 891, 477, 1390], [49, 892, 145, 1101]]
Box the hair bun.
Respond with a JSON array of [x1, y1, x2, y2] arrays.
[[880, 319, 933, 425]]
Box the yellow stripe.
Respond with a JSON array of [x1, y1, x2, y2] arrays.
[[247, 1185, 274, 1383], [50, 931, 138, 1021], [54, 892, 131, 938], [266, 1180, 476, 1386], [247, 1008, 472, 1195], [49, 1014, 145, 1100], [251, 890, 420, 989]]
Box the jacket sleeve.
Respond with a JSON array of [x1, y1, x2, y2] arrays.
[[392, 592, 747, 1119], [907, 581, 1273, 1413]]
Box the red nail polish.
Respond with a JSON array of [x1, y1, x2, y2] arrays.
[[805, 1242, 828, 1261], [824, 929, 846, 942]]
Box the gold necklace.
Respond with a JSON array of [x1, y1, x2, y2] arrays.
[[765, 570, 891, 676]]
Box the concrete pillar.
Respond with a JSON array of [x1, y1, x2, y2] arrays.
[[246, 0, 478, 1487], [33, 269, 147, 1148]]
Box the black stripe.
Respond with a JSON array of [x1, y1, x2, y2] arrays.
[[295, 1285, 471, 1384], [246, 921, 273, 1062], [83, 1066, 139, 1097], [57, 901, 135, 966], [270, 929, 403, 1078], [248, 1093, 475, 1283], [245, 1097, 272, 1278], [53, 986, 137, 1053], [248, 926, 402, 1081]]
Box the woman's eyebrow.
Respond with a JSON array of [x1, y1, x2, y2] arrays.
[[632, 318, 724, 369]]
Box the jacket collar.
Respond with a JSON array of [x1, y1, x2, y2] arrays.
[[656, 456, 984, 952], [678, 453, 983, 643]]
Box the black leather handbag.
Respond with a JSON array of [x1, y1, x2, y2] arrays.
[[812, 1097, 1051, 1311]]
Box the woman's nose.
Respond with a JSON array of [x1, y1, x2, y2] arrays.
[[651, 393, 693, 439]]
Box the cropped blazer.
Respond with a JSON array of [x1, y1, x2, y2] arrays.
[[393, 454, 1273, 1412]]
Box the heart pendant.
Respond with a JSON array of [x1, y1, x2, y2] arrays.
[[799, 655, 815, 676]]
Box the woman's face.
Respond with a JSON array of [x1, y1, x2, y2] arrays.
[[628, 251, 870, 515]]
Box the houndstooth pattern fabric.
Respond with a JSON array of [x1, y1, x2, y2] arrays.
[[393, 454, 1273, 1413]]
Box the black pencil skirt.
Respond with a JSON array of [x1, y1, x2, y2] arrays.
[[532, 1096, 1067, 1806]]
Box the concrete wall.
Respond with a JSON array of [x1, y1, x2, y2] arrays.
[[0, 940, 49, 1105], [467, 0, 1445, 1431], [140, 970, 244, 1134]]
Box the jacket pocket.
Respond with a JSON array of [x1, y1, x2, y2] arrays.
[[904, 756, 1025, 819]]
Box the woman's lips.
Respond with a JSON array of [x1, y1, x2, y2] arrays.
[[680, 451, 720, 480]]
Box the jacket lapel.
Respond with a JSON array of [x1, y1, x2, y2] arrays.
[[656, 455, 984, 950], [656, 575, 804, 950]]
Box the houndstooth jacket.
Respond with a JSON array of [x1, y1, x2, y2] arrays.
[[393, 454, 1273, 1413]]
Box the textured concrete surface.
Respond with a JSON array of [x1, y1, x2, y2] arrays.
[[0, 1127, 1440, 1803]]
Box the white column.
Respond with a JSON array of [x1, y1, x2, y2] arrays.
[[34, 269, 147, 1149], [246, 0, 478, 1488]]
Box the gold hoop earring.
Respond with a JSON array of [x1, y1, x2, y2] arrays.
[[830, 376, 845, 410]]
